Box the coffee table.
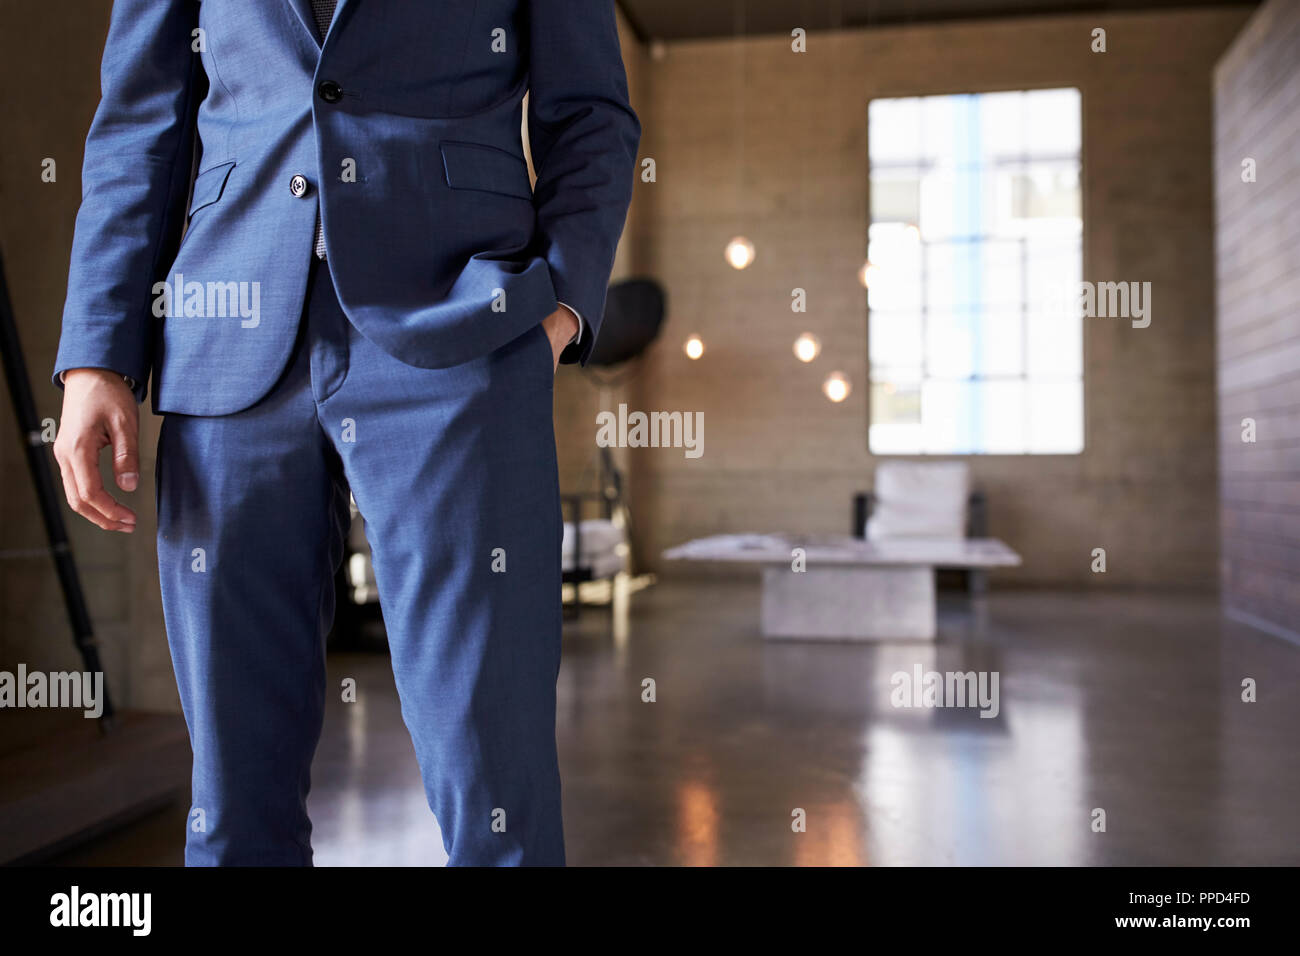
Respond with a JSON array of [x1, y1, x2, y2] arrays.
[[662, 533, 1022, 640]]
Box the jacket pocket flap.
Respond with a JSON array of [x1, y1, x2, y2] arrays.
[[439, 141, 532, 200], [188, 162, 235, 216]]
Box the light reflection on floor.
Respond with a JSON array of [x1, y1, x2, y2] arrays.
[[51, 578, 1300, 866]]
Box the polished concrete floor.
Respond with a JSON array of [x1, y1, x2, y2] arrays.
[[50, 579, 1300, 865]]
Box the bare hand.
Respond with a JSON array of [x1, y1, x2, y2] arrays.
[[540, 305, 580, 371], [53, 369, 139, 532]]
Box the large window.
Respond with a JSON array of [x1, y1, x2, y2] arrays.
[[867, 88, 1083, 454]]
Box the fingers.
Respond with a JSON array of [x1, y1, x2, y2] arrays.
[[109, 410, 140, 493], [55, 462, 108, 531], [64, 440, 137, 532], [56, 453, 122, 532], [54, 433, 138, 533]]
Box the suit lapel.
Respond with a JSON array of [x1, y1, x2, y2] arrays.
[[285, 0, 352, 49], [285, 0, 323, 47]]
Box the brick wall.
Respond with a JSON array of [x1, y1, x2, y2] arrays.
[[1214, 0, 1300, 641]]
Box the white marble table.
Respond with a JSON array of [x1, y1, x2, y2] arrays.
[[662, 533, 1022, 640]]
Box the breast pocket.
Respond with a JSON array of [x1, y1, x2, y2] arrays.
[[187, 161, 235, 219]]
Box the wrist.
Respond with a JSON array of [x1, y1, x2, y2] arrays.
[[62, 368, 135, 390], [543, 307, 579, 346]]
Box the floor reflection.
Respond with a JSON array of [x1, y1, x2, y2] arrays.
[[52, 579, 1300, 866], [674, 779, 719, 867]]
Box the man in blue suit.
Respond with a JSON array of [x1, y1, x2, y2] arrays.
[[51, 0, 640, 866]]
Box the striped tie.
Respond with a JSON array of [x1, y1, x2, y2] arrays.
[[310, 0, 337, 259]]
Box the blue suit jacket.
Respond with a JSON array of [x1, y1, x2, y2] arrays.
[[55, 0, 640, 415]]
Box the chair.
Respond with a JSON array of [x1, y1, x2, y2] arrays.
[[852, 462, 989, 594], [561, 447, 629, 618]]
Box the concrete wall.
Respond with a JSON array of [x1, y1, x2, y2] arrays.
[[1214, 0, 1300, 642], [618, 8, 1252, 587]]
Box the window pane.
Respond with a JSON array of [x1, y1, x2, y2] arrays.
[[870, 175, 921, 225], [979, 92, 1026, 164], [868, 97, 921, 166], [869, 378, 923, 454], [1026, 238, 1082, 310], [977, 380, 1028, 454], [869, 311, 923, 371], [977, 310, 1024, 377], [1027, 381, 1084, 453], [981, 241, 1023, 310], [867, 223, 922, 312], [1025, 88, 1082, 155], [1026, 308, 1083, 379]]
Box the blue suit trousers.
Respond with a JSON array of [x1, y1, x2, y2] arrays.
[[156, 256, 565, 866]]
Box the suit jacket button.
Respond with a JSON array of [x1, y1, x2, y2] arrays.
[[318, 80, 343, 103], [290, 175, 309, 198]]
